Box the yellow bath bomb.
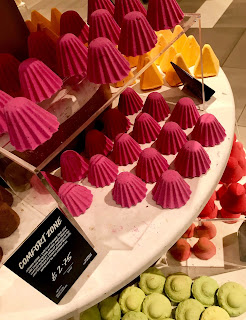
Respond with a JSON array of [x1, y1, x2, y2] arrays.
[[156, 29, 173, 44], [150, 34, 168, 65], [165, 53, 190, 86], [140, 57, 164, 90], [113, 71, 135, 88], [173, 25, 187, 53], [194, 44, 219, 78], [51, 8, 61, 35], [159, 45, 177, 73], [181, 35, 200, 68], [124, 55, 139, 68]]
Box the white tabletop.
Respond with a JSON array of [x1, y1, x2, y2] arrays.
[[0, 69, 236, 320]]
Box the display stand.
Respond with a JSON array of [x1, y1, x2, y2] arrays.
[[0, 67, 236, 320]]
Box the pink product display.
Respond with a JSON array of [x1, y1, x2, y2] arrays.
[[142, 92, 170, 122], [87, 37, 131, 84], [30, 175, 49, 195], [89, 9, 120, 45], [132, 112, 161, 144], [0, 90, 12, 135], [220, 156, 243, 184], [118, 11, 157, 57], [170, 239, 191, 262], [60, 150, 88, 182], [60, 10, 89, 43], [191, 113, 226, 147], [147, 0, 184, 31], [88, 154, 118, 187], [87, 0, 115, 25], [114, 0, 147, 27], [192, 237, 216, 260], [136, 147, 168, 183], [169, 97, 200, 129], [0, 53, 21, 97], [41, 171, 64, 194], [57, 33, 88, 79], [175, 140, 211, 178], [118, 87, 143, 116], [156, 122, 187, 155], [85, 129, 113, 158], [28, 31, 57, 71], [152, 169, 191, 208], [182, 223, 195, 238], [102, 108, 131, 140], [194, 221, 217, 240], [112, 171, 147, 208], [220, 183, 246, 214], [58, 182, 93, 216], [4, 97, 59, 152], [19, 58, 63, 103], [112, 133, 141, 165]]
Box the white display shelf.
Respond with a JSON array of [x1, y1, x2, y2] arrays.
[[0, 68, 236, 320]]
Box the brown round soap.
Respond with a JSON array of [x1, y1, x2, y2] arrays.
[[4, 162, 32, 192], [0, 186, 13, 206], [0, 202, 20, 238]]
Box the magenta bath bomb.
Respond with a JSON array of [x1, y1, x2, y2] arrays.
[[112, 171, 147, 207], [136, 147, 168, 183], [152, 170, 191, 208]]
